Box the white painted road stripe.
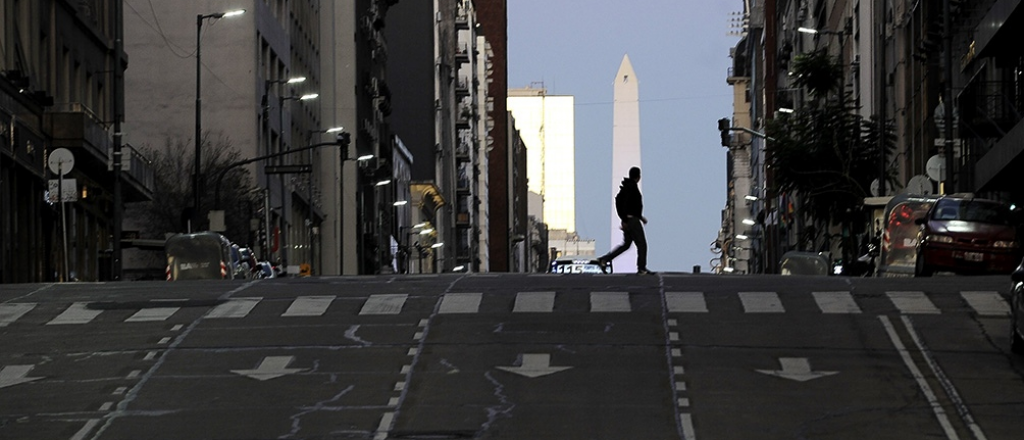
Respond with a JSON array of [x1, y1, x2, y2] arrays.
[[125, 307, 180, 322], [513, 291, 555, 313], [887, 292, 940, 314], [813, 291, 862, 314], [590, 292, 631, 312], [681, 413, 697, 440], [47, 302, 102, 325], [439, 292, 482, 314], [961, 291, 1008, 316], [70, 419, 100, 440], [666, 292, 708, 313], [206, 298, 262, 318], [0, 303, 35, 326], [283, 296, 335, 317], [360, 294, 408, 315], [879, 316, 959, 439], [739, 292, 784, 313]]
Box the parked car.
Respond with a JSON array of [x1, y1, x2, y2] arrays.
[[779, 251, 831, 276], [550, 256, 607, 274], [255, 261, 276, 279], [915, 195, 1021, 276], [237, 247, 257, 278], [1010, 262, 1024, 354]]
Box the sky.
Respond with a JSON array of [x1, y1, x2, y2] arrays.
[[507, 1, 741, 273]]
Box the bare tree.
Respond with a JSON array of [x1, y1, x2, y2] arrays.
[[126, 134, 255, 245]]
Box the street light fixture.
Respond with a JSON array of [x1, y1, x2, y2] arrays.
[[194, 8, 245, 232], [275, 92, 318, 270]]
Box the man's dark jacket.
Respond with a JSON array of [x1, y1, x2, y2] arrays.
[[614, 178, 643, 221]]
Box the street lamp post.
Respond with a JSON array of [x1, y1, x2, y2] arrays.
[[260, 76, 305, 260], [276, 92, 318, 272], [304, 126, 343, 275], [194, 8, 244, 232]]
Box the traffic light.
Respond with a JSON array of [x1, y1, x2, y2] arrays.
[[718, 118, 731, 147], [335, 131, 351, 147]]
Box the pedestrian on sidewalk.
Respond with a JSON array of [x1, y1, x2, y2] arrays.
[[598, 166, 653, 275]]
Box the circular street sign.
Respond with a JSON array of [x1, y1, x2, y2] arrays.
[[48, 148, 75, 175], [925, 154, 945, 182], [906, 175, 933, 195]]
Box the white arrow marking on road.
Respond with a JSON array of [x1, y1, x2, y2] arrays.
[[231, 356, 304, 381], [496, 354, 572, 378], [0, 365, 44, 389], [756, 357, 838, 382]]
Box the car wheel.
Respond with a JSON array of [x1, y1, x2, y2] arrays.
[[915, 251, 933, 277]]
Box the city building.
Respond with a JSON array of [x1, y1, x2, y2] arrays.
[[1, 0, 154, 283], [475, 0, 514, 272], [507, 86, 576, 234], [388, 0, 489, 272], [121, 0, 396, 276], [320, 0, 399, 275], [123, 0, 327, 273], [723, 0, 1024, 274]]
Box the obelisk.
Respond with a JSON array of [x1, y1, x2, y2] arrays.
[[610, 54, 641, 270]]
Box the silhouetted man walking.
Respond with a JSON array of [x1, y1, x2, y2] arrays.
[[598, 166, 652, 274]]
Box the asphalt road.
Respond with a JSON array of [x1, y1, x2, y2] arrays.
[[1, 273, 1023, 439]]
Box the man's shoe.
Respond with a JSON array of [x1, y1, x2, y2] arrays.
[[637, 269, 655, 275]]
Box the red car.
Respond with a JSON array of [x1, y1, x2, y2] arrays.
[[915, 196, 1021, 276]]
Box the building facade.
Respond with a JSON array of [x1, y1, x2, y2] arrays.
[[507, 86, 576, 234], [1, 0, 154, 283], [124, 0, 328, 273], [387, 0, 488, 272], [723, 0, 1024, 274]]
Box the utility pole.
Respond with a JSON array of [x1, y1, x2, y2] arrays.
[[112, 0, 124, 280], [942, 0, 956, 193]]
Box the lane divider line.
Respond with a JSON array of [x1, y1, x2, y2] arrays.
[[879, 315, 959, 440]]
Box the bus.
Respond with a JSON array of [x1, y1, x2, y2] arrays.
[[165, 232, 238, 280]]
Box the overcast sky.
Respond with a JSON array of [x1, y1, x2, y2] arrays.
[[507, 1, 741, 272]]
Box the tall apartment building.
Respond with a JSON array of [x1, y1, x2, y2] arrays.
[[124, 0, 324, 272], [476, 0, 513, 272], [123, 0, 396, 276], [388, 0, 489, 272], [507, 87, 576, 234], [320, 0, 398, 275], [725, 0, 1024, 274], [1, 0, 154, 282]]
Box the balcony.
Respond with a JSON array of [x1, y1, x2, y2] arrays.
[[45, 103, 155, 202], [959, 79, 1023, 139]]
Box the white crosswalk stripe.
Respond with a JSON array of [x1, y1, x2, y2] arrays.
[[47, 302, 103, 325], [513, 291, 555, 313], [887, 291, 940, 314], [666, 292, 708, 313], [7, 289, 1016, 325], [283, 296, 335, 317], [360, 294, 408, 315], [739, 292, 785, 313], [206, 298, 262, 319], [960, 291, 1009, 316], [125, 307, 180, 322], [0, 303, 36, 327], [439, 293, 483, 314], [813, 291, 862, 314], [591, 292, 631, 312]]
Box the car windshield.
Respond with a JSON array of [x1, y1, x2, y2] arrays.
[[932, 199, 1011, 225]]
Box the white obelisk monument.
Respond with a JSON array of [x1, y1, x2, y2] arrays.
[[609, 54, 642, 270]]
